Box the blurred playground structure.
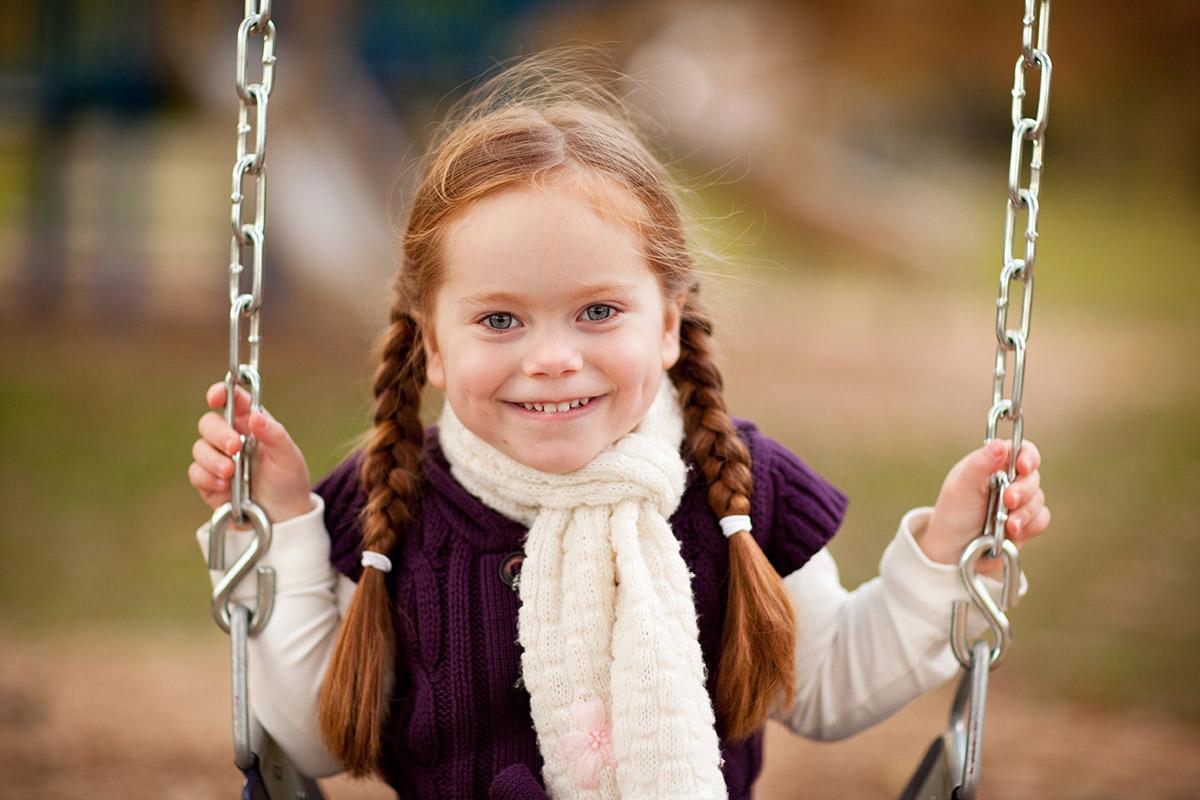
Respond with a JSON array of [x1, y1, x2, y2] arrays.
[[1, 1, 1198, 798], [4, 0, 1195, 326]]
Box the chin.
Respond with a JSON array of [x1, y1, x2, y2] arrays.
[[512, 445, 597, 474]]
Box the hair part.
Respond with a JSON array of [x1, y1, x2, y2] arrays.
[[319, 48, 795, 775]]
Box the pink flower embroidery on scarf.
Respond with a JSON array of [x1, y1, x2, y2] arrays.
[[557, 692, 616, 789]]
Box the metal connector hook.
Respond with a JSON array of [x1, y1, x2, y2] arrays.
[[208, 500, 275, 635], [950, 535, 1021, 670]]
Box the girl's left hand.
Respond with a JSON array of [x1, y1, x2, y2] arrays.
[[917, 439, 1049, 570]]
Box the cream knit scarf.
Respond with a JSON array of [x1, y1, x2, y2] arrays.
[[438, 378, 727, 799]]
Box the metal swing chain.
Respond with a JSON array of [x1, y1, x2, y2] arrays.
[[950, 0, 1052, 673], [207, 0, 278, 773], [945, 2, 1052, 798]]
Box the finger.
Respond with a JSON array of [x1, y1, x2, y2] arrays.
[[206, 381, 251, 414], [1032, 505, 1051, 535], [206, 382, 253, 417], [193, 437, 236, 480], [187, 456, 230, 493], [1021, 491, 1047, 536], [197, 486, 232, 510], [188, 461, 230, 499], [1004, 469, 1041, 510], [247, 407, 285, 447], [1006, 488, 1045, 539], [199, 411, 245, 455], [964, 439, 1009, 487], [1015, 440, 1041, 476]]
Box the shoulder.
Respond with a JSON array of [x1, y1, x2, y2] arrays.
[[312, 429, 526, 579], [313, 450, 369, 579], [732, 418, 849, 576], [312, 440, 440, 580]]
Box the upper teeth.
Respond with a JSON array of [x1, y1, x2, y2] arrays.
[[519, 397, 591, 413]]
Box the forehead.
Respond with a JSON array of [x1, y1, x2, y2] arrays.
[[438, 176, 657, 303]]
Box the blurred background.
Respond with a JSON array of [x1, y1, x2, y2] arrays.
[[1, 1, 1198, 798]]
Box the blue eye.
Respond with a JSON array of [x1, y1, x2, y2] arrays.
[[582, 304, 614, 322], [484, 313, 516, 330]]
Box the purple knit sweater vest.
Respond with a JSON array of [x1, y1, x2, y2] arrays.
[[315, 418, 847, 799]]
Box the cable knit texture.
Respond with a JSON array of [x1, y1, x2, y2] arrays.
[[315, 406, 847, 798], [438, 379, 725, 799]]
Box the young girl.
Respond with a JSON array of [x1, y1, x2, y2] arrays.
[[190, 55, 1049, 799]]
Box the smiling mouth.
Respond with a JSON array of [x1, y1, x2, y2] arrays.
[[509, 396, 596, 414]]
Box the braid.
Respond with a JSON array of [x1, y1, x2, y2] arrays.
[[318, 306, 426, 777], [669, 296, 796, 743], [359, 307, 428, 541]]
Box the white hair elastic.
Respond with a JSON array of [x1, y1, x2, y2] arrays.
[[360, 550, 393, 573], [718, 515, 752, 538]]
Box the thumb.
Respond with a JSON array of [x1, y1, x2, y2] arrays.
[[249, 408, 285, 445], [965, 439, 1008, 482]]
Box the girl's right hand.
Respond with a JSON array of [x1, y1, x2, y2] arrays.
[[189, 382, 314, 526]]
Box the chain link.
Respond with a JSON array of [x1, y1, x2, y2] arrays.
[[951, 0, 1051, 672], [225, 1, 275, 525], [210, 0, 278, 639]]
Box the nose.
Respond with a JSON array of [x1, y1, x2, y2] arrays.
[[522, 328, 583, 378]]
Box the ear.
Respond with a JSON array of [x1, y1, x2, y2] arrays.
[[661, 289, 687, 369], [416, 314, 446, 390]]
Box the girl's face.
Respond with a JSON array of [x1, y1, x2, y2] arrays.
[[423, 176, 685, 473]]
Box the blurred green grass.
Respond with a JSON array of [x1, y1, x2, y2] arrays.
[[1010, 174, 1200, 320], [1, 169, 1196, 733], [684, 162, 1200, 321], [0, 315, 374, 630]]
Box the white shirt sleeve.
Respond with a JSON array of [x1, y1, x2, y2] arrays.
[[196, 494, 357, 777], [769, 507, 1027, 741]]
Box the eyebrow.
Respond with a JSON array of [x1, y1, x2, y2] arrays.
[[459, 282, 638, 308]]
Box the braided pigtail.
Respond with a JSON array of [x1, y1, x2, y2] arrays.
[[669, 292, 796, 743], [318, 305, 427, 777]]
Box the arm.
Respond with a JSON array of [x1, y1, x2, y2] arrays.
[[197, 493, 358, 777], [769, 507, 1025, 741]]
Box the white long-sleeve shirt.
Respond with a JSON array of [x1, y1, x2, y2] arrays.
[[197, 498, 1020, 778]]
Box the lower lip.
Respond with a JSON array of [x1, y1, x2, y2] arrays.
[[505, 396, 603, 420]]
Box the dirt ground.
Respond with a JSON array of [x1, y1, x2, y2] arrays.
[[1, 630, 1197, 800]]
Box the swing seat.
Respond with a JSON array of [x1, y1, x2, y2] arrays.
[[897, 639, 987, 800], [241, 727, 326, 800], [897, 733, 956, 800]]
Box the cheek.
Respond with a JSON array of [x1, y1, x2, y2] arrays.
[[444, 344, 511, 397], [600, 327, 666, 391]]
